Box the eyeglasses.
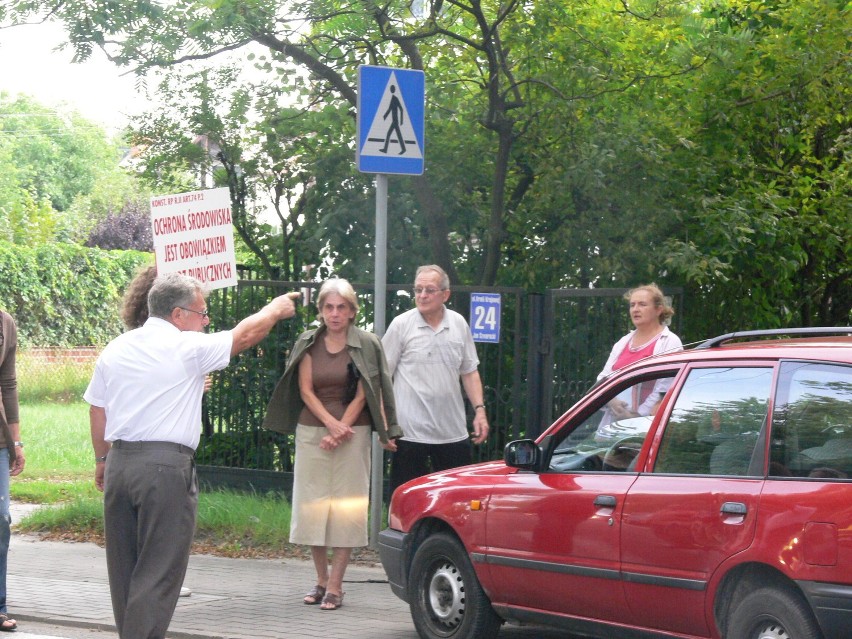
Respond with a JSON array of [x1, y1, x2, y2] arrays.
[[179, 307, 209, 318], [413, 287, 445, 296]]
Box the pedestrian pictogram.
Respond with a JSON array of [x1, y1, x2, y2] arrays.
[[357, 66, 425, 175], [378, 85, 410, 155]]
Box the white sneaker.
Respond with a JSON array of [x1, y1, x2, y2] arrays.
[[179, 586, 192, 597]]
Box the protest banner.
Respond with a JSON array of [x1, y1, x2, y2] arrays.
[[150, 187, 237, 290]]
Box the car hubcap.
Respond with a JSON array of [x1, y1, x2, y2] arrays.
[[428, 561, 465, 628], [754, 623, 788, 639]]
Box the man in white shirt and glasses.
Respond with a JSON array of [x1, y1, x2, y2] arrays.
[[382, 264, 489, 496], [85, 273, 299, 639]]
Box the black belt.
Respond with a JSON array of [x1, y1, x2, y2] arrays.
[[112, 439, 195, 457]]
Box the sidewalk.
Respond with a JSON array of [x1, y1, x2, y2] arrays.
[[7, 505, 571, 639], [8, 529, 415, 639]]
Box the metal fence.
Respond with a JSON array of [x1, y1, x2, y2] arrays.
[[201, 276, 682, 477], [17, 273, 683, 488], [198, 275, 530, 472]]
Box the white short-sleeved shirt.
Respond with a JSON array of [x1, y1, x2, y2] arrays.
[[84, 317, 233, 450], [382, 307, 479, 444]]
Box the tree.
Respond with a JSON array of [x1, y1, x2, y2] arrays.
[[664, 0, 851, 331], [0, 92, 151, 244], [126, 66, 331, 280], [86, 200, 153, 251], [3, 0, 710, 286], [0, 94, 115, 210], [6, 0, 848, 330]]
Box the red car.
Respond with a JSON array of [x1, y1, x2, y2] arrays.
[[379, 328, 852, 639]]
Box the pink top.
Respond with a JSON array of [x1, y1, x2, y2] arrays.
[[612, 333, 661, 372], [611, 334, 662, 410]]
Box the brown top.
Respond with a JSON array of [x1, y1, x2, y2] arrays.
[[298, 333, 371, 427], [0, 311, 20, 453]]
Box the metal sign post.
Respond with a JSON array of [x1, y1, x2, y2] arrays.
[[357, 65, 425, 547], [369, 174, 388, 548]]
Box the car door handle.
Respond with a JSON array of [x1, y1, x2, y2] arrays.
[[721, 502, 747, 516], [594, 495, 617, 508]]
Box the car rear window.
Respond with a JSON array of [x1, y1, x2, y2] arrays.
[[770, 362, 852, 479]]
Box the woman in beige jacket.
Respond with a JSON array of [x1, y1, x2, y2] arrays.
[[263, 279, 401, 610]]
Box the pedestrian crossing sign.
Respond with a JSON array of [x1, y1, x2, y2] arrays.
[[357, 65, 425, 175]]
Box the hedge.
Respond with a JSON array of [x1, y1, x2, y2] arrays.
[[0, 242, 152, 348]]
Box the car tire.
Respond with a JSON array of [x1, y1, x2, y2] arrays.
[[407, 532, 502, 639], [727, 585, 822, 639]]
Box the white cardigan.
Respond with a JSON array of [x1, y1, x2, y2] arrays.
[[597, 326, 683, 381], [596, 327, 684, 419]]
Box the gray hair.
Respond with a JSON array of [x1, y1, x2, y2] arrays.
[[148, 273, 207, 319], [415, 264, 450, 291], [316, 278, 359, 325]]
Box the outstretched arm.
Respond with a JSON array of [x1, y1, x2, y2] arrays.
[[230, 292, 300, 357]]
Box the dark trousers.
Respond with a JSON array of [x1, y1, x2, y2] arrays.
[[389, 438, 472, 496], [104, 440, 197, 639]]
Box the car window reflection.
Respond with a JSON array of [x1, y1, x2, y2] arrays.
[[549, 374, 674, 473], [653, 367, 773, 476], [771, 362, 852, 479]]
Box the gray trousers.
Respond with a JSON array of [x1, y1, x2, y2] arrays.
[[104, 440, 198, 639]]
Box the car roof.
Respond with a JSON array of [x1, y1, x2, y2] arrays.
[[652, 333, 852, 368], [694, 327, 852, 349], [589, 330, 852, 390]]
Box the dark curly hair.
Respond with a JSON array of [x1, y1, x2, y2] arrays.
[[120, 265, 157, 330]]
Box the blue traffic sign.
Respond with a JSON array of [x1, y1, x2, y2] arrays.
[[357, 65, 425, 175], [470, 293, 501, 344]]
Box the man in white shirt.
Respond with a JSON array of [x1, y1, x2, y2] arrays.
[[382, 265, 489, 496], [85, 273, 298, 639]]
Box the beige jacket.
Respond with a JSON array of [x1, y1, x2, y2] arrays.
[[261, 324, 402, 444]]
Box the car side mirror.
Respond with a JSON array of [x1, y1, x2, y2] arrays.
[[505, 439, 540, 469]]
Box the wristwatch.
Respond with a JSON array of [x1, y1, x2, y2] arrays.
[[473, 404, 486, 411], [12, 441, 23, 448]]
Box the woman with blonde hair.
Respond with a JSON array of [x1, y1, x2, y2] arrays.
[[262, 278, 401, 610], [597, 284, 683, 424]]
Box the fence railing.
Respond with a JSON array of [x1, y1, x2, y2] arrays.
[[16, 272, 686, 489], [198, 278, 531, 473]]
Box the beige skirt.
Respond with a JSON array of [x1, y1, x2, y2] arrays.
[[289, 424, 372, 547]]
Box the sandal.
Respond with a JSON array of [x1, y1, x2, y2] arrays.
[[303, 585, 326, 605], [320, 591, 344, 610], [0, 613, 16, 632]]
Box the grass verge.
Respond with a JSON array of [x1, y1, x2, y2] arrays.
[[13, 401, 382, 563], [16, 353, 94, 404]]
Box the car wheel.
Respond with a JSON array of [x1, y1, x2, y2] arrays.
[[727, 585, 822, 639], [408, 532, 502, 639]]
